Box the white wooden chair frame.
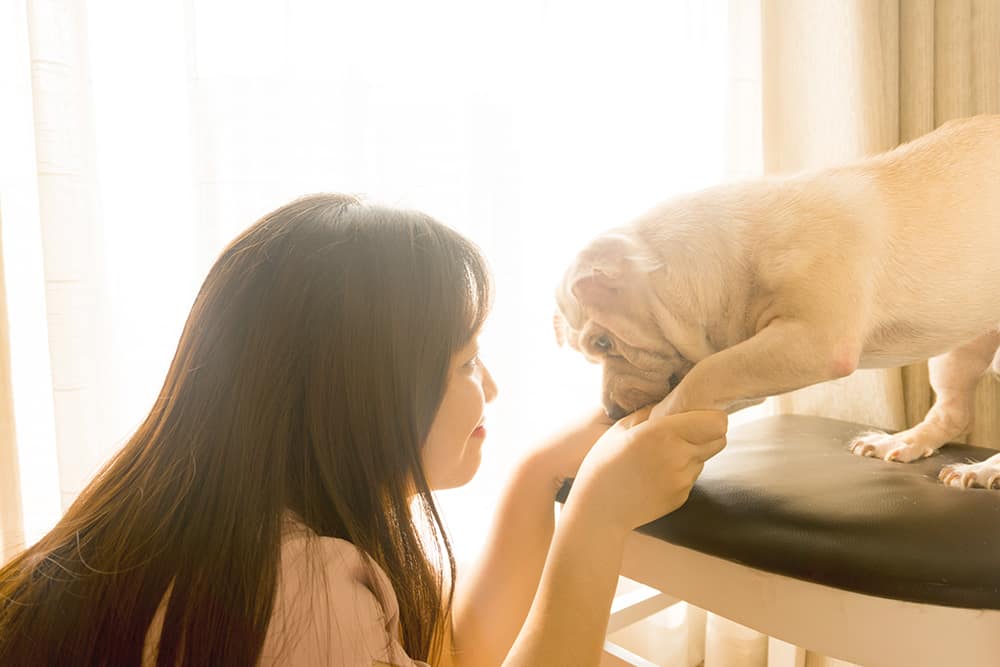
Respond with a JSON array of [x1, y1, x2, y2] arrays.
[[602, 531, 1000, 667]]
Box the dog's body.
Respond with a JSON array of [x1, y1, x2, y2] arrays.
[[555, 115, 1000, 488]]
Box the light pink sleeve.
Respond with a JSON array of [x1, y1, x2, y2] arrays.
[[260, 532, 432, 667]]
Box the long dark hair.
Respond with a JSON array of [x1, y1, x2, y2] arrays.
[[0, 193, 491, 665]]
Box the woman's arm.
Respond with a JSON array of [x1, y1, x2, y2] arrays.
[[449, 409, 612, 667], [449, 409, 727, 667]]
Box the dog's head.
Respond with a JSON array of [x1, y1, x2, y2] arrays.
[[554, 231, 699, 419]]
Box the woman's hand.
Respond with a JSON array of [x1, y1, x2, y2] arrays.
[[499, 407, 728, 667], [518, 407, 616, 496], [569, 407, 728, 533]]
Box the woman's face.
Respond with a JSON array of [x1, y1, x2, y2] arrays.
[[422, 337, 498, 490]]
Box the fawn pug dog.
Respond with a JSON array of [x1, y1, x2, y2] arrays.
[[554, 115, 1000, 489]]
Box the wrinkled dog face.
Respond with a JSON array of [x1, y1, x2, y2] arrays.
[[554, 233, 694, 419]]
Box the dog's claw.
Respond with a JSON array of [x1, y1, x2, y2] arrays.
[[938, 458, 1000, 490], [850, 442, 875, 457], [849, 432, 937, 463]]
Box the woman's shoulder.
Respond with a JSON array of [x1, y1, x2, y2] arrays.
[[261, 515, 427, 666], [276, 515, 401, 623], [281, 519, 382, 580]]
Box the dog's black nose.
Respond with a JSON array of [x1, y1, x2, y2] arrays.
[[604, 400, 627, 421]]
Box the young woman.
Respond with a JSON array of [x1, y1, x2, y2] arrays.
[[0, 193, 726, 666]]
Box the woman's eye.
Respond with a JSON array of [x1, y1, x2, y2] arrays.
[[465, 355, 480, 370], [593, 336, 612, 352]]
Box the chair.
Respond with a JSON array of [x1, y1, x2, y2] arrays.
[[561, 415, 1000, 667]]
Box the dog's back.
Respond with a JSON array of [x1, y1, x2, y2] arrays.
[[858, 115, 1000, 356]]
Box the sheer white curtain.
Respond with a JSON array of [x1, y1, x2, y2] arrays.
[[3, 2, 739, 664], [3, 0, 732, 559]]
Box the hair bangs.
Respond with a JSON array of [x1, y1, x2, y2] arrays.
[[455, 240, 492, 347]]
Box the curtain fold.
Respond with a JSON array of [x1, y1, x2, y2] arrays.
[[934, 0, 1000, 447], [0, 0, 63, 560], [0, 228, 23, 563], [762, 0, 1000, 449], [27, 0, 114, 512], [719, 1, 1000, 665]]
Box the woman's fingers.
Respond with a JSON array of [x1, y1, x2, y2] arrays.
[[573, 406, 731, 531], [616, 405, 653, 429]]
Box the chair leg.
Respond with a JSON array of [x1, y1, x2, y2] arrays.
[[767, 637, 806, 667]]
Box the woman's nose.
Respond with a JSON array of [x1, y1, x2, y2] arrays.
[[482, 365, 498, 403]]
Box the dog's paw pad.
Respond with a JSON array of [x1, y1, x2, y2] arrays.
[[849, 432, 934, 463], [939, 461, 1000, 490]]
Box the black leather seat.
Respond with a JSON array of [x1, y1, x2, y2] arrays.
[[559, 415, 1000, 609]]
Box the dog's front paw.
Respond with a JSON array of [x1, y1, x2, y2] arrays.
[[848, 431, 937, 463], [650, 392, 687, 419], [939, 458, 1000, 489]]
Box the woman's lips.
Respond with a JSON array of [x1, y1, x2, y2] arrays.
[[472, 424, 486, 438]]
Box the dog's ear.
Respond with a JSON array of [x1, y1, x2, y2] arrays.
[[570, 271, 618, 310], [569, 233, 658, 310]]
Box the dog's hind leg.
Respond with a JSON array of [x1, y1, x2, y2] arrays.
[[937, 331, 1000, 488], [849, 330, 1000, 466]]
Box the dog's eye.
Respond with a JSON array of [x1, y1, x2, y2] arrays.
[[593, 335, 613, 352]]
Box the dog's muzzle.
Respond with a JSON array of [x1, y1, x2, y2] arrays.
[[603, 399, 628, 421]]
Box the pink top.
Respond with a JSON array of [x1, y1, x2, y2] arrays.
[[144, 518, 431, 666]]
